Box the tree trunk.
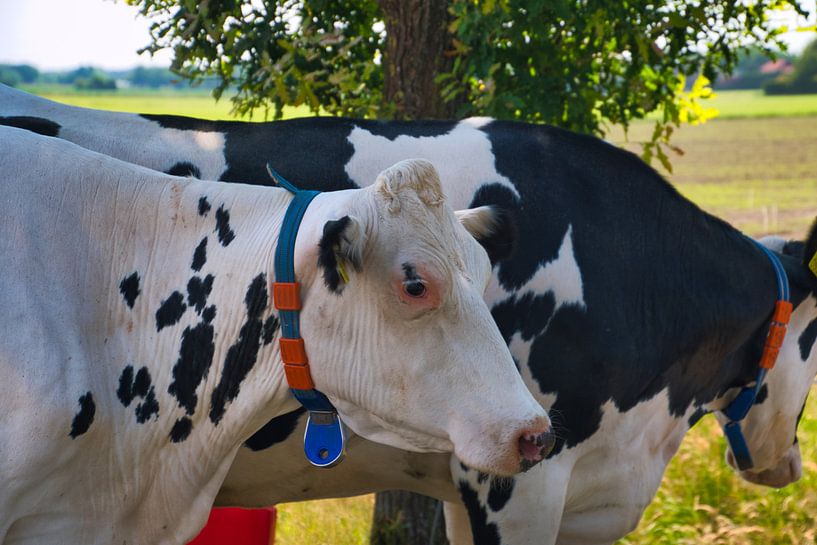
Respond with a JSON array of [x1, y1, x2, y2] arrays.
[[370, 1, 461, 540], [371, 491, 448, 545], [378, 0, 462, 119]]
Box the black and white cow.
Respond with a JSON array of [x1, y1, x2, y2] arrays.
[[0, 125, 552, 545], [3, 85, 817, 545]]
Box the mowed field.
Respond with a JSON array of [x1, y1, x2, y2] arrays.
[[31, 87, 817, 544]]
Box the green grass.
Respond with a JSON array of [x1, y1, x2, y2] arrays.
[[612, 115, 817, 238], [26, 87, 817, 544], [24, 86, 817, 122], [21, 85, 313, 121], [620, 394, 817, 545], [707, 89, 817, 119], [274, 496, 374, 545]]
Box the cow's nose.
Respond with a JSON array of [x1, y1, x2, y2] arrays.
[[518, 429, 556, 470]]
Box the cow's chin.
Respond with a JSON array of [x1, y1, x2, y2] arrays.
[[730, 444, 803, 489], [332, 399, 453, 454]]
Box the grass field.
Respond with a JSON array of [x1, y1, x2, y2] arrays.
[[24, 86, 817, 122], [28, 87, 817, 544], [20, 84, 314, 121]]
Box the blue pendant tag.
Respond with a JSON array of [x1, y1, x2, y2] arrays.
[[304, 411, 346, 467]]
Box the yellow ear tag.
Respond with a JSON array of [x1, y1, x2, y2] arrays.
[[337, 261, 350, 284], [809, 251, 817, 278]]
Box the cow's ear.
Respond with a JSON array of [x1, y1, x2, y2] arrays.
[[317, 215, 365, 293], [804, 217, 817, 277], [455, 205, 517, 265]]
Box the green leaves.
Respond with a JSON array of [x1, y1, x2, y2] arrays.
[[126, 0, 806, 162]]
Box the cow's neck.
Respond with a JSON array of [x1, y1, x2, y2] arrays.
[[590, 187, 783, 414], [72, 159, 313, 444]]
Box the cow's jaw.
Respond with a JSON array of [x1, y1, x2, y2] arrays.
[[733, 443, 802, 488]]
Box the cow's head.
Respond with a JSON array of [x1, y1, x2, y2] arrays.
[[294, 159, 552, 476], [717, 226, 817, 488]]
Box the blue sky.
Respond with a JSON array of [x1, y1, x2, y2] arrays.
[[0, 0, 814, 71]]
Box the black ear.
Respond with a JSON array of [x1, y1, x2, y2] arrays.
[[804, 217, 817, 273], [317, 216, 365, 293], [455, 206, 518, 265]]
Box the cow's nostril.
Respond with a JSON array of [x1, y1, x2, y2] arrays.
[[518, 429, 555, 469], [537, 430, 556, 457]]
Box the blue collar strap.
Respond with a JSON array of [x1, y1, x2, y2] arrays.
[[721, 240, 793, 471], [270, 165, 345, 468]]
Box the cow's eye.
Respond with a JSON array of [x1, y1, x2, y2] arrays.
[[403, 280, 427, 298]]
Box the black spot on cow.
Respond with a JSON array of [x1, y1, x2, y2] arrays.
[[69, 392, 96, 438], [487, 477, 515, 512], [209, 274, 268, 424], [117, 365, 152, 408], [799, 317, 817, 361], [361, 119, 457, 141], [215, 205, 235, 247], [165, 161, 201, 178], [119, 272, 140, 309], [0, 115, 61, 137], [192, 237, 207, 271], [245, 408, 306, 451], [187, 274, 214, 314], [117, 365, 159, 423], [135, 387, 160, 423], [688, 406, 708, 428], [156, 291, 187, 331], [202, 305, 217, 324], [169, 417, 194, 443], [458, 480, 500, 545], [198, 196, 212, 217], [133, 366, 151, 398], [794, 399, 808, 445], [168, 322, 216, 415], [139, 114, 359, 192], [117, 365, 136, 407], [262, 315, 280, 345], [491, 291, 556, 345], [754, 383, 769, 405]]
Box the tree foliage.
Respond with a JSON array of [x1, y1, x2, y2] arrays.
[[125, 0, 807, 161]]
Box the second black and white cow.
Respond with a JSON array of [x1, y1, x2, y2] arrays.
[[3, 85, 817, 545]]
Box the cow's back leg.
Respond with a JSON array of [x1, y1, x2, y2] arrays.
[[443, 501, 473, 545]]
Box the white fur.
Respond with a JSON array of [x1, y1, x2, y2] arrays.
[[344, 120, 520, 208], [0, 84, 229, 180]]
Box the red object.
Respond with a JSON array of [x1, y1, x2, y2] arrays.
[[759, 300, 793, 370], [272, 282, 301, 311], [279, 337, 315, 390], [188, 507, 276, 545]]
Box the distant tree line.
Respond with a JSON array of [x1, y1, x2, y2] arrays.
[[765, 38, 817, 95], [0, 64, 217, 90]]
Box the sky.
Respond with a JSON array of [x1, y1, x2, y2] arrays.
[[0, 0, 172, 71], [0, 0, 815, 72]]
